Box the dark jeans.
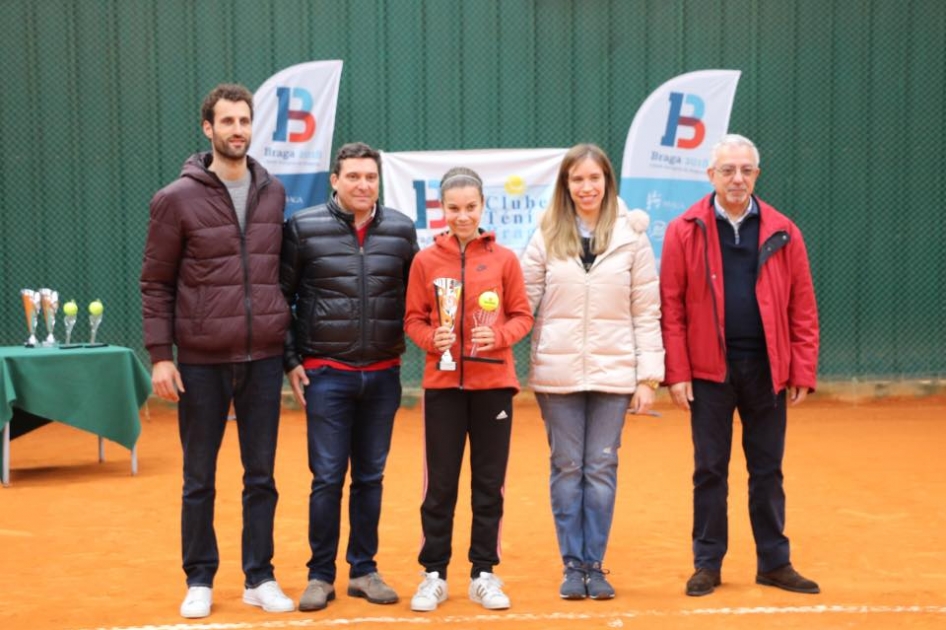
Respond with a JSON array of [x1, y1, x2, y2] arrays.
[[177, 356, 284, 588], [691, 356, 790, 573], [419, 388, 514, 580], [304, 366, 401, 583]]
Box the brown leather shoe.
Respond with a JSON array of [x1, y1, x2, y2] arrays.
[[756, 564, 820, 594], [685, 568, 721, 596]]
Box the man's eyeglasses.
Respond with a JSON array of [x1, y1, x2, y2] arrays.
[[714, 165, 758, 178]]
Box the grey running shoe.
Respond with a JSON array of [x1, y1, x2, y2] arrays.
[[560, 563, 587, 600], [586, 564, 615, 600]]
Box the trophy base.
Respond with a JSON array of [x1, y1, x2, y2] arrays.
[[84, 342, 109, 348], [437, 359, 457, 371]]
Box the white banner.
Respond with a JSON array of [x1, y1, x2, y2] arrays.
[[381, 148, 567, 255], [249, 60, 343, 217], [619, 69, 741, 266]]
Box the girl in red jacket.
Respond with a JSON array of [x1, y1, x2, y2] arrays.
[[404, 167, 533, 612]]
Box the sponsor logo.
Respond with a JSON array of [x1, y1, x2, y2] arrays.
[[660, 91, 705, 150], [272, 87, 316, 143]]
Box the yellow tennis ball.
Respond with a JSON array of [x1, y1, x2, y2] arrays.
[[89, 300, 104, 316], [478, 291, 499, 312], [63, 301, 78, 317]]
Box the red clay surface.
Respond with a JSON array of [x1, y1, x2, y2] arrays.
[[2, 395, 945, 629]]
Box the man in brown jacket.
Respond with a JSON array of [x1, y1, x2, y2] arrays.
[[140, 83, 293, 619]]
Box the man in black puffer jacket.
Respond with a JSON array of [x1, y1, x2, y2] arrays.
[[281, 142, 418, 612]]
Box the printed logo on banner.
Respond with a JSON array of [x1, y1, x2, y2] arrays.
[[660, 92, 706, 150], [272, 87, 316, 143], [409, 176, 549, 251], [412, 179, 447, 231]]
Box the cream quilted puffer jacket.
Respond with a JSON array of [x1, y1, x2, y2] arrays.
[[521, 207, 665, 394]]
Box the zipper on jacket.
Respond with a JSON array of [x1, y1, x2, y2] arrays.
[[757, 231, 790, 273], [583, 271, 591, 388], [695, 218, 728, 381], [203, 164, 271, 361], [358, 242, 368, 362], [242, 175, 270, 359], [458, 244, 467, 390]]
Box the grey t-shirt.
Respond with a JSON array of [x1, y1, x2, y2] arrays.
[[223, 171, 252, 232]]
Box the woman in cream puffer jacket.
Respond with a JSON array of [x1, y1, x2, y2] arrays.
[[521, 203, 664, 393], [520, 144, 664, 601]]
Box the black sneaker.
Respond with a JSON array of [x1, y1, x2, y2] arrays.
[[560, 563, 587, 600], [586, 563, 615, 600]]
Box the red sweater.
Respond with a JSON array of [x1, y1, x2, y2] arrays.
[[405, 231, 533, 391], [660, 194, 819, 393]]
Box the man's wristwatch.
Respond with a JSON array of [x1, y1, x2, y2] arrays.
[[639, 379, 660, 390]]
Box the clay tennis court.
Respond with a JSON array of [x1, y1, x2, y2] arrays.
[[2, 393, 944, 630]]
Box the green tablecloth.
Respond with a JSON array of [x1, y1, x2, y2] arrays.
[[0, 345, 152, 478]]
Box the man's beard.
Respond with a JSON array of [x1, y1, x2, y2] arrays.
[[213, 134, 250, 160]]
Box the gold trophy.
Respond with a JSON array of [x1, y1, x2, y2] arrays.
[[21, 289, 40, 347], [433, 278, 462, 371], [39, 288, 59, 346]]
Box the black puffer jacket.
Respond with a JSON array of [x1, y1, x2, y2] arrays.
[[141, 152, 290, 365], [280, 197, 419, 370]]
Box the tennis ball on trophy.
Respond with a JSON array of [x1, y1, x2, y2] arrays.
[[63, 300, 78, 317], [89, 300, 104, 316], [478, 291, 499, 312]]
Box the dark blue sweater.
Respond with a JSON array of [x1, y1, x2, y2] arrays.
[[717, 211, 766, 358]]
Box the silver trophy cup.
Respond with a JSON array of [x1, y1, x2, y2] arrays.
[[88, 300, 104, 346], [62, 300, 79, 346], [433, 278, 463, 371], [39, 288, 59, 346], [470, 305, 499, 357], [21, 289, 40, 347]]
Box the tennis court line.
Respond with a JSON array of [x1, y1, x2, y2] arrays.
[[77, 603, 946, 630]]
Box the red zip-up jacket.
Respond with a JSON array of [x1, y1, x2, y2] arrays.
[[404, 231, 533, 391], [660, 194, 819, 393]]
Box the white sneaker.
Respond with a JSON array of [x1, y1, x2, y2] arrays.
[[243, 579, 296, 613], [469, 572, 510, 610], [180, 586, 212, 618], [411, 571, 448, 612]]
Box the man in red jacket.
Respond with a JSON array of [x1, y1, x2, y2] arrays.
[[660, 134, 820, 597], [141, 84, 293, 619]]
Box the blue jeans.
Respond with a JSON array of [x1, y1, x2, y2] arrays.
[[690, 356, 789, 573], [537, 391, 630, 568], [177, 356, 284, 588], [304, 366, 401, 583]]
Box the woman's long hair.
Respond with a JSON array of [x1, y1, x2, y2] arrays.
[[540, 144, 618, 260]]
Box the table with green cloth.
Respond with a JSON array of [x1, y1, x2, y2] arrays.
[[0, 345, 152, 486]]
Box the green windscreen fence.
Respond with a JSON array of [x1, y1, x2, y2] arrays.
[[1, 0, 943, 386]]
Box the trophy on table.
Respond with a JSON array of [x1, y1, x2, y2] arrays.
[[39, 288, 59, 346], [87, 299, 106, 347], [433, 278, 462, 371], [61, 299, 80, 347], [470, 289, 500, 357], [21, 289, 40, 347]]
